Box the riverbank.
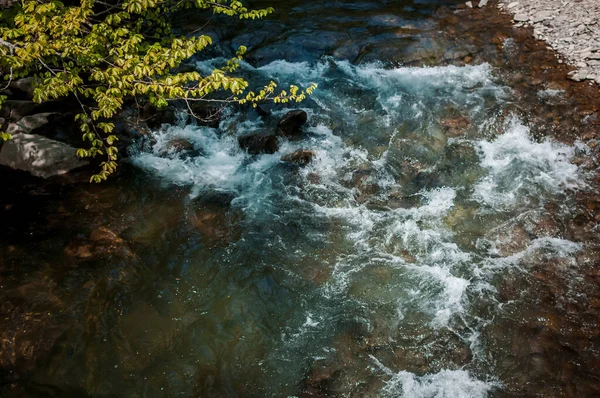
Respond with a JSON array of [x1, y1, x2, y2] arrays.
[[497, 0, 600, 84]]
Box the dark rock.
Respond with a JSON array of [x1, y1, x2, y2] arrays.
[[2, 77, 36, 99], [277, 109, 308, 137], [238, 133, 279, 154], [142, 103, 178, 130], [307, 172, 321, 184], [281, 149, 314, 166], [186, 103, 222, 128], [348, 169, 380, 204], [255, 103, 272, 118], [192, 190, 236, 207], [0, 100, 38, 122]]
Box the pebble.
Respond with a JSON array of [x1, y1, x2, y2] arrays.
[[533, 11, 552, 23], [514, 14, 529, 22], [499, 0, 600, 86]]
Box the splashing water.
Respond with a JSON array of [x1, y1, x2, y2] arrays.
[[129, 58, 585, 396]]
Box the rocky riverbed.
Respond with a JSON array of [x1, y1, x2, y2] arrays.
[[497, 0, 600, 84]]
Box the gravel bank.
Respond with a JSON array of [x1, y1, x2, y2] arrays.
[[497, 0, 600, 84]]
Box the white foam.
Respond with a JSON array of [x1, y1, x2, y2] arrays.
[[502, 237, 583, 263], [345, 62, 495, 90], [371, 356, 495, 398], [473, 117, 581, 209], [256, 59, 330, 83], [131, 123, 246, 192], [382, 369, 494, 398], [537, 89, 565, 100]]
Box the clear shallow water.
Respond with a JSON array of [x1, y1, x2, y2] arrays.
[[0, 1, 595, 397]]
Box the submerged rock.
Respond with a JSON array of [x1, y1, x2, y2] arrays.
[[90, 226, 122, 243], [64, 227, 133, 260], [64, 241, 93, 259], [281, 149, 314, 166], [277, 109, 308, 137], [0, 133, 88, 178], [238, 133, 279, 154], [488, 224, 531, 257], [189, 205, 241, 247]]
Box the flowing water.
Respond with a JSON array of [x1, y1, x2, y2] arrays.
[[2, 1, 600, 397]]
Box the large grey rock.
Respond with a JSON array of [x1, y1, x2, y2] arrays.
[[11, 77, 35, 96], [0, 133, 88, 178], [6, 112, 57, 135]]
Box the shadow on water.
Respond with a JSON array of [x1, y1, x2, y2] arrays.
[[3, 1, 600, 397]]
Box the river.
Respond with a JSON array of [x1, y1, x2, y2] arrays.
[[2, 1, 600, 397]]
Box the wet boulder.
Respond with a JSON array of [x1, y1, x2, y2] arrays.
[[281, 149, 314, 166], [238, 133, 279, 155], [277, 109, 308, 137], [168, 138, 194, 153], [160, 138, 198, 158]]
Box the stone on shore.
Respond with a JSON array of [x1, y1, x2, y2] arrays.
[[5, 113, 59, 135], [498, 0, 600, 85], [0, 133, 88, 178], [513, 14, 528, 22]]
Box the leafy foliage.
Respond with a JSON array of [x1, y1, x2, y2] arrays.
[[0, 0, 317, 182]]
